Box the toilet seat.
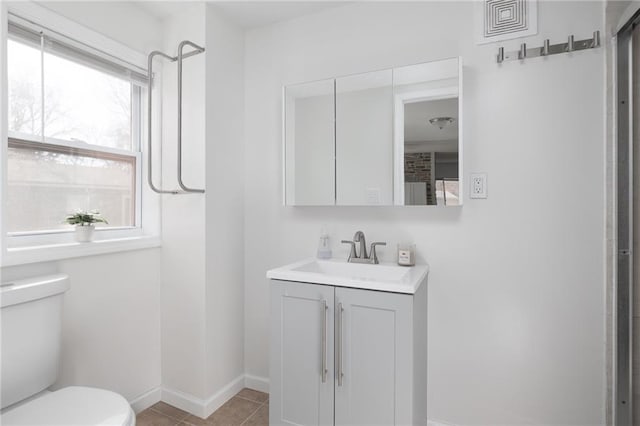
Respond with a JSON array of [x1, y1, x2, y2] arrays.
[[1, 386, 135, 426]]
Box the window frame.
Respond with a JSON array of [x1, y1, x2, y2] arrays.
[[6, 34, 144, 236], [1, 2, 161, 266], [7, 132, 143, 235]]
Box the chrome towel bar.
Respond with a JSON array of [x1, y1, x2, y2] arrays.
[[147, 41, 205, 194]]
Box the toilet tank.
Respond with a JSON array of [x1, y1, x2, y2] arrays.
[[1, 274, 70, 409]]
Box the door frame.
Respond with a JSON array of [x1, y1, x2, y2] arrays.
[[616, 8, 640, 425], [392, 86, 459, 206]]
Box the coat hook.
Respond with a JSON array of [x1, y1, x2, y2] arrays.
[[592, 30, 600, 48], [567, 35, 574, 52], [519, 43, 527, 60], [494, 30, 601, 64]]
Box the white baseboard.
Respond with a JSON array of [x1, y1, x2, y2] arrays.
[[135, 376, 450, 425], [161, 374, 245, 419], [145, 374, 268, 419], [202, 375, 246, 418], [244, 374, 269, 393], [135, 379, 445, 426], [161, 386, 206, 418], [129, 387, 162, 413]]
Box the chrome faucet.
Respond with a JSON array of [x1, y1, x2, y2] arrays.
[[354, 231, 367, 260], [341, 231, 386, 264]]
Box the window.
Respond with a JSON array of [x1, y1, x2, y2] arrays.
[[6, 18, 146, 235]]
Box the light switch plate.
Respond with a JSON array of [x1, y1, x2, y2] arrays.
[[470, 173, 487, 199]]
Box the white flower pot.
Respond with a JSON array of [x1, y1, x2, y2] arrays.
[[75, 225, 95, 242]]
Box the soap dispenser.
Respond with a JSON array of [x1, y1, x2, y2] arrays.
[[317, 227, 332, 259]]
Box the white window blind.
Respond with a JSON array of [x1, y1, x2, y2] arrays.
[[8, 14, 148, 86]]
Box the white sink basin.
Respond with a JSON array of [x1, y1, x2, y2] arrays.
[[266, 258, 428, 294]]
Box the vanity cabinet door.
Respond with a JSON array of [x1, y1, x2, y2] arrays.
[[270, 280, 335, 426], [334, 287, 413, 426]]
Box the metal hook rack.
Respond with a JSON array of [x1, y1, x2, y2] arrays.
[[496, 30, 600, 64], [147, 41, 206, 194]]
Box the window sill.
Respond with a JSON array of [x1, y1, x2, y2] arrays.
[[2, 235, 162, 266]]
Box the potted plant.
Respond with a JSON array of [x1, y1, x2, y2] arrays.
[[65, 210, 108, 242]]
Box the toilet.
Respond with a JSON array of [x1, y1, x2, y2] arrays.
[[0, 274, 135, 426]]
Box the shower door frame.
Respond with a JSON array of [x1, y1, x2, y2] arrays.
[[617, 9, 640, 426]]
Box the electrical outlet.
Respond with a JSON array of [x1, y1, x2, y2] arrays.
[[470, 173, 487, 199]]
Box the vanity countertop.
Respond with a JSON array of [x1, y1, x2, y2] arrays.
[[266, 258, 428, 294]]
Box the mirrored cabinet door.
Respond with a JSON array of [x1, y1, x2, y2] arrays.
[[336, 69, 393, 205], [284, 79, 335, 205], [393, 58, 462, 206]]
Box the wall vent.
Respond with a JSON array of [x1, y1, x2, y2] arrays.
[[477, 0, 537, 44]]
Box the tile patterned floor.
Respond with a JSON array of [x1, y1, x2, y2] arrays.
[[136, 388, 268, 426]]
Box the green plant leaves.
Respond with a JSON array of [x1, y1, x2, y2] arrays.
[[65, 209, 108, 226]]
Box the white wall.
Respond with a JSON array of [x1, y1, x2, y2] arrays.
[[158, 3, 247, 413], [35, 1, 161, 54], [244, 1, 605, 424], [1, 0, 164, 410], [204, 3, 246, 398], [55, 251, 161, 403], [159, 2, 208, 400]]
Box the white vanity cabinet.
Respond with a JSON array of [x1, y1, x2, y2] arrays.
[[269, 279, 427, 426]]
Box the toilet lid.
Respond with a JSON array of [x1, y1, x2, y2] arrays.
[[1, 386, 134, 426]]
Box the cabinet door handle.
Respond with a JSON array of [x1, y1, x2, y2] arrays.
[[337, 302, 344, 386], [321, 299, 328, 383]]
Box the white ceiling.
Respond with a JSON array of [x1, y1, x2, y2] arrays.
[[134, 1, 347, 29], [404, 97, 458, 144]]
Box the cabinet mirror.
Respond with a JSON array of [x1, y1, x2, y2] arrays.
[[283, 57, 462, 206], [284, 79, 335, 206], [336, 69, 393, 205], [393, 58, 461, 206]]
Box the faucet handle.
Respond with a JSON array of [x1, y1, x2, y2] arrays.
[[370, 242, 386, 264], [341, 240, 357, 261]]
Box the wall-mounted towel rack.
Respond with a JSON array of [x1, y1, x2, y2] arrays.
[[147, 41, 205, 194], [496, 31, 600, 64]]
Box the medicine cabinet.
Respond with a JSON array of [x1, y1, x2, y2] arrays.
[[283, 57, 462, 206]]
